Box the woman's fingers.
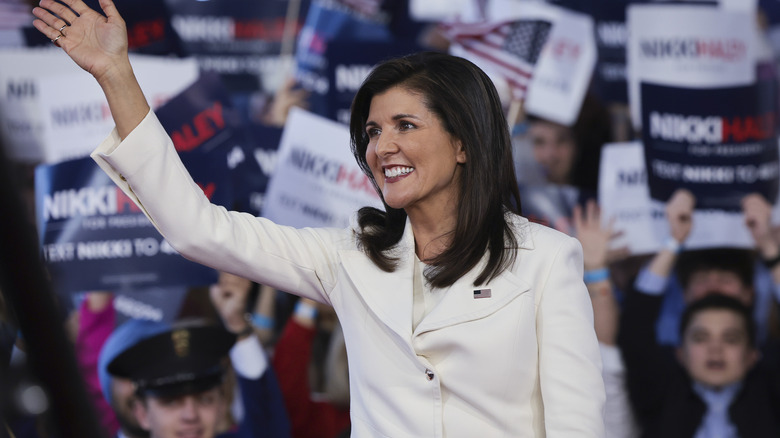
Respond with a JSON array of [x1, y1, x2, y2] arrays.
[[31, 6, 68, 35], [97, 0, 122, 21], [38, 0, 79, 25], [31, 17, 63, 43]]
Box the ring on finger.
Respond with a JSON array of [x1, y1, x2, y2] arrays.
[[59, 24, 68, 33], [51, 34, 62, 44]]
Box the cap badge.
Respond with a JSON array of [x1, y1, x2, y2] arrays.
[[172, 329, 190, 357]]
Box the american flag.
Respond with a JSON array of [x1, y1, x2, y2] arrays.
[[473, 288, 492, 299], [442, 19, 552, 100]]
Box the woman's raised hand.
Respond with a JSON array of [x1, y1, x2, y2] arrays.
[[33, 0, 129, 84], [32, 0, 149, 139]]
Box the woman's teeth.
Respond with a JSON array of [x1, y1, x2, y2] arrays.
[[385, 167, 414, 178]]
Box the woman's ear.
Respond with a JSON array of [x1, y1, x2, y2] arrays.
[[455, 140, 466, 164]]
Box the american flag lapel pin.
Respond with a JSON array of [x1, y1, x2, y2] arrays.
[[473, 288, 492, 299]]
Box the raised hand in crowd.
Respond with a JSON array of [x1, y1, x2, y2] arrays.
[[742, 193, 780, 284], [251, 284, 278, 348], [572, 199, 627, 346], [209, 271, 254, 339], [647, 188, 695, 278], [667, 188, 695, 244], [573, 200, 640, 438], [261, 77, 311, 128]]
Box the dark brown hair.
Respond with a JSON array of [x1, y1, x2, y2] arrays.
[[680, 293, 756, 347], [349, 51, 522, 288], [675, 248, 755, 292]]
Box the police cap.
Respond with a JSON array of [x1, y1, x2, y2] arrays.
[[107, 323, 237, 398]]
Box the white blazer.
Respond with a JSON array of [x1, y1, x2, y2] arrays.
[[92, 111, 606, 437]]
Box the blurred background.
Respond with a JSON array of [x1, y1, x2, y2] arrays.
[[2, 0, 780, 437]]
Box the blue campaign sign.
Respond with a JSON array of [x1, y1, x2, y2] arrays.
[[164, 0, 311, 93], [35, 158, 218, 294], [85, 0, 184, 55], [154, 72, 266, 215], [313, 39, 423, 124], [641, 75, 780, 211], [294, 0, 394, 120], [244, 122, 284, 215]]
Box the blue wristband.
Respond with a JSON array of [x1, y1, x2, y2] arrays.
[[664, 237, 683, 254], [584, 268, 610, 284], [247, 313, 274, 330]]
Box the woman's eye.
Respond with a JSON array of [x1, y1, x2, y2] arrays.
[[366, 127, 380, 138], [399, 121, 415, 131]]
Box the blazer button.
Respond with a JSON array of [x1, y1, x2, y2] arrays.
[[425, 369, 434, 381]]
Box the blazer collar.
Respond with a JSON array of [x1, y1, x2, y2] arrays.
[[341, 214, 534, 343]]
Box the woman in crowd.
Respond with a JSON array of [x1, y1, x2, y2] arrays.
[[32, 0, 605, 435]]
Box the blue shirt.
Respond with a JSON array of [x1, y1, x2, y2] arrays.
[[692, 382, 741, 438]]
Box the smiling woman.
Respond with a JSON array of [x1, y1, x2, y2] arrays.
[[349, 53, 521, 288], [32, 1, 606, 435]]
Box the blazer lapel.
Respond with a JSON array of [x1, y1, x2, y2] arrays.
[[414, 260, 531, 335], [415, 215, 536, 334], [340, 220, 417, 343], [339, 214, 536, 341]]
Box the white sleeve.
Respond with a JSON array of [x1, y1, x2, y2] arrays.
[[91, 109, 346, 304], [538, 236, 606, 437], [600, 343, 640, 438]]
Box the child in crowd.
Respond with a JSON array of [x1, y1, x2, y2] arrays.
[[619, 190, 780, 437]]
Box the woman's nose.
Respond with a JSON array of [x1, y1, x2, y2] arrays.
[[374, 131, 398, 157]]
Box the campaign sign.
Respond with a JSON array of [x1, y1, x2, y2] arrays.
[[641, 80, 779, 211], [409, 0, 476, 22], [524, 6, 596, 126], [627, 4, 756, 129], [314, 40, 421, 124], [87, 0, 184, 55], [599, 141, 663, 254], [0, 50, 198, 164], [165, 0, 310, 94], [295, 0, 395, 120], [154, 73, 266, 214], [599, 141, 780, 254], [112, 286, 189, 325], [35, 158, 217, 294], [262, 107, 382, 228], [244, 122, 284, 215], [588, 0, 646, 104]]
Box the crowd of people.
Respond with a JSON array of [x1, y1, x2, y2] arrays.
[[3, 0, 780, 437]]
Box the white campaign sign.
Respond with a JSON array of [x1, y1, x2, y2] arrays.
[[627, 4, 756, 129], [524, 7, 596, 126], [598, 141, 660, 255], [0, 49, 199, 163], [262, 107, 382, 229], [409, 0, 475, 22], [598, 141, 780, 255]]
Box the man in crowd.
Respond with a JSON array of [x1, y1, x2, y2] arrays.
[[95, 272, 290, 438], [108, 322, 238, 438]]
